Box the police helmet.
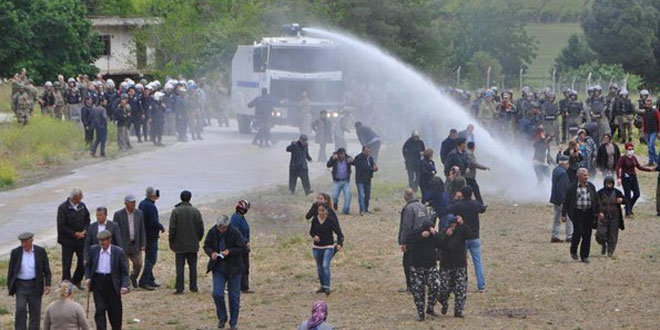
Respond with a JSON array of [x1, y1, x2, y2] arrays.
[[67, 78, 76, 84], [609, 83, 619, 91], [135, 83, 144, 90], [154, 91, 164, 102], [164, 83, 174, 92], [619, 89, 629, 96], [106, 79, 115, 88], [594, 85, 602, 91], [44, 81, 53, 88], [640, 89, 650, 96]]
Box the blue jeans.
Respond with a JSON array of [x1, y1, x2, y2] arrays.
[[648, 131, 658, 164], [212, 269, 242, 327], [139, 237, 158, 286], [465, 239, 485, 290], [313, 248, 334, 289], [332, 179, 351, 214], [357, 182, 371, 213], [91, 127, 107, 155]]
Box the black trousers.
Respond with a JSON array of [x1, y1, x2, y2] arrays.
[[14, 280, 41, 330], [465, 178, 484, 204], [289, 168, 311, 194], [241, 251, 250, 291], [406, 166, 421, 192], [570, 209, 594, 259], [403, 251, 412, 289], [62, 243, 85, 284], [84, 126, 94, 145], [150, 119, 164, 145], [92, 274, 122, 330], [132, 119, 143, 140], [175, 252, 198, 292]]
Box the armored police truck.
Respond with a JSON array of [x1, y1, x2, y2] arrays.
[[231, 24, 344, 133]]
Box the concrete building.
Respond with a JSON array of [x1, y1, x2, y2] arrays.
[[89, 16, 162, 76]]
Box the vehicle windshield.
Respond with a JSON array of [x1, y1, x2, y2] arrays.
[[269, 46, 340, 72]]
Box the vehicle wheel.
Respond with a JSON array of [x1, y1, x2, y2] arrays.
[[237, 114, 252, 134]]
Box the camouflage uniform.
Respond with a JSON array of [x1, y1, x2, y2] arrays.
[[53, 89, 66, 120], [587, 96, 610, 139], [439, 267, 468, 316], [12, 89, 32, 125], [410, 266, 440, 318]]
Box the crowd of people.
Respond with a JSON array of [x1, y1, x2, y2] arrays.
[[9, 69, 232, 156]]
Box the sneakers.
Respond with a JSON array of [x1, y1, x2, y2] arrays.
[[139, 284, 156, 291], [316, 288, 325, 294], [416, 314, 425, 322], [454, 311, 464, 318]]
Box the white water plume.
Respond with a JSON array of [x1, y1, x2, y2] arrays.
[[305, 27, 550, 202]]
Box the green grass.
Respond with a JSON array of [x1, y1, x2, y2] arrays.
[[525, 22, 583, 88], [0, 84, 11, 113]]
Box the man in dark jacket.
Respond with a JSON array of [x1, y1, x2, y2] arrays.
[[248, 88, 278, 147], [354, 145, 378, 215], [85, 230, 129, 330], [81, 96, 95, 145], [550, 156, 573, 243], [138, 187, 165, 290], [444, 138, 468, 176], [440, 129, 458, 164], [57, 188, 91, 288], [286, 134, 313, 195], [355, 121, 381, 161], [113, 195, 146, 289], [402, 131, 426, 192], [84, 207, 122, 263], [326, 147, 354, 214], [204, 215, 247, 330], [561, 168, 603, 263], [445, 186, 487, 292], [312, 111, 333, 161], [8, 232, 51, 330], [169, 190, 205, 294], [230, 200, 252, 293], [90, 105, 108, 157], [398, 189, 429, 293]]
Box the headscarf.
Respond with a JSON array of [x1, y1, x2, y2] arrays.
[[307, 300, 328, 329], [603, 176, 615, 194]]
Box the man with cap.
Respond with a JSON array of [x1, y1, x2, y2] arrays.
[[286, 134, 314, 195], [139, 187, 166, 290], [57, 188, 91, 289], [85, 230, 130, 330], [402, 131, 426, 192], [204, 215, 247, 330], [113, 195, 146, 289], [8, 232, 51, 330], [169, 190, 205, 294], [230, 200, 253, 293], [551, 155, 573, 243]]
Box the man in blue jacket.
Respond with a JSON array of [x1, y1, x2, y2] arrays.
[[230, 200, 253, 293], [550, 156, 573, 243], [326, 148, 354, 214], [138, 187, 165, 290]]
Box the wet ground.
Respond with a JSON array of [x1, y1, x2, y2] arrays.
[[0, 121, 354, 255]]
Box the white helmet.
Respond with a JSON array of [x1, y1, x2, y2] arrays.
[[619, 89, 629, 96], [640, 89, 650, 96], [67, 77, 76, 84], [135, 83, 144, 90], [106, 79, 115, 87], [44, 81, 53, 87], [154, 91, 164, 102], [164, 83, 174, 92]]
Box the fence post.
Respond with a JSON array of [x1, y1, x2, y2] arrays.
[[486, 66, 491, 89], [456, 66, 461, 87], [586, 72, 592, 97], [571, 76, 577, 91], [552, 67, 557, 92], [519, 67, 524, 91]]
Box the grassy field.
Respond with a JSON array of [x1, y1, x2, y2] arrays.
[[1, 143, 658, 329], [0, 84, 12, 113], [525, 23, 583, 88]]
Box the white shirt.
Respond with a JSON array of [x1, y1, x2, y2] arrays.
[[96, 246, 112, 274], [127, 211, 135, 241], [17, 248, 36, 280], [98, 222, 106, 233]]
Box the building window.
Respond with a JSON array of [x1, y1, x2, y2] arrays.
[[99, 35, 111, 56]]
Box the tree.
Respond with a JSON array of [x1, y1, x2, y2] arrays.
[[451, 0, 537, 84], [554, 34, 596, 77], [0, 0, 101, 84], [465, 51, 503, 89], [582, 0, 660, 83]]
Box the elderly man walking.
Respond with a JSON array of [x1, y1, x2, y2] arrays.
[[139, 187, 165, 290], [204, 216, 247, 330], [562, 168, 603, 263], [8, 232, 51, 330], [85, 230, 130, 330], [398, 188, 430, 293], [113, 195, 146, 289], [550, 156, 573, 243], [57, 188, 91, 289], [169, 190, 205, 294]]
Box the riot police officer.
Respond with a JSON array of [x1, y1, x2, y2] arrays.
[[541, 92, 560, 145], [559, 88, 571, 143], [613, 89, 635, 143], [564, 90, 584, 138], [587, 85, 609, 142], [605, 83, 619, 137]]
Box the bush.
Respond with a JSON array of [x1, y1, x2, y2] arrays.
[[560, 61, 644, 92], [465, 51, 503, 89], [0, 162, 17, 187]]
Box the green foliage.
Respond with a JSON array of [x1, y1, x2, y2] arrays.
[[440, 0, 592, 23], [84, 0, 137, 15], [554, 34, 596, 77], [452, 0, 537, 84], [582, 0, 660, 84], [0, 0, 101, 84], [465, 52, 503, 89], [561, 61, 643, 91]]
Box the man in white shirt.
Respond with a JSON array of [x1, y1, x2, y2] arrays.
[[85, 230, 129, 330], [8, 232, 52, 330]]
